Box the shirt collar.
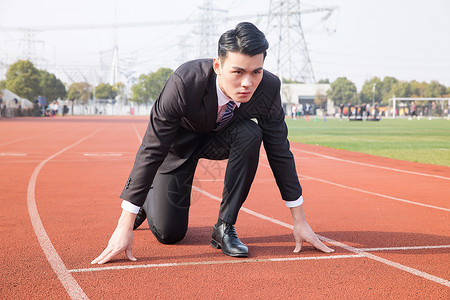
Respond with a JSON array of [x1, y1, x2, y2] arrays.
[[216, 77, 241, 108]]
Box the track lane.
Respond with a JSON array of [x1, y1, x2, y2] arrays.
[[2, 116, 449, 299]]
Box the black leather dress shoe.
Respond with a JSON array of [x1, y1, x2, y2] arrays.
[[211, 223, 248, 257], [133, 207, 147, 230]]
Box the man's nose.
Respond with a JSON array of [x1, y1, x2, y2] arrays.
[[241, 76, 252, 87]]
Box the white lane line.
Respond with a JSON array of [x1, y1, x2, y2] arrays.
[[360, 245, 450, 252], [69, 254, 364, 273], [302, 174, 450, 212], [27, 128, 105, 300], [132, 123, 143, 144], [131, 124, 449, 285], [291, 147, 450, 181], [0, 128, 67, 147], [0, 153, 27, 156], [258, 160, 450, 212], [318, 236, 450, 287], [191, 186, 450, 287], [124, 123, 450, 286], [83, 153, 123, 157]]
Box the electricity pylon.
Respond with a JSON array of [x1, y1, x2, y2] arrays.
[[265, 0, 336, 83]]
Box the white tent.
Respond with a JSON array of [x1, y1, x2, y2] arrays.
[[0, 89, 34, 109]]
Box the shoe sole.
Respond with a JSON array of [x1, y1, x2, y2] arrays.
[[210, 239, 221, 249]]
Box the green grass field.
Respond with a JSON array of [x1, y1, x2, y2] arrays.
[[286, 117, 450, 167]]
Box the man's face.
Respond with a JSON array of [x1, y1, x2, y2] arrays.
[[213, 52, 264, 103]]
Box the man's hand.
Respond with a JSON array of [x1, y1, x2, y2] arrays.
[[91, 209, 137, 264], [290, 205, 334, 253]]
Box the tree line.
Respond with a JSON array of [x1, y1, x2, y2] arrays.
[[1, 59, 449, 109], [0, 60, 174, 107], [326, 76, 450, 106]]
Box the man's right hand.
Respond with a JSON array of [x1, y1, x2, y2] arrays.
[[91, 209, 137, 265]]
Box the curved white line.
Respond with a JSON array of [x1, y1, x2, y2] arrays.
[[132, 123, 143, 143], [27, 128, 104, 299]]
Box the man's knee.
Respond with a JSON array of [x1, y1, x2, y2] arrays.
[[236, 119, 262, 145], [151, 223, 187, 244]]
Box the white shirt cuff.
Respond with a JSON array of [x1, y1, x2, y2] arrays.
[[285, 195, 303, 208], [121, 200, 140, 214]]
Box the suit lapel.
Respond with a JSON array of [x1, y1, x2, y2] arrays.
[[203, 72, 219, 130]]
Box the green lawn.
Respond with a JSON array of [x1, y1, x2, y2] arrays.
[[285, 117, 450, 167]]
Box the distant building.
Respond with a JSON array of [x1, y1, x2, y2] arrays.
[[281, 83, 333, 116]]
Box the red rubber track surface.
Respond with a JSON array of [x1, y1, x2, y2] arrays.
[[1, 116, 449, 299]]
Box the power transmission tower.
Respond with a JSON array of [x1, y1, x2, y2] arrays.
[[265, 0, 335, 83], [110, 0, 119, 85], [197, 0, 227, 58], [19, 29, 46, 66]]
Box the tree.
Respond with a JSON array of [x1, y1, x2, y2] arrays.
[[409, 80, 426, 97], [359, 77, 382, 104], [5, 60, 41, 100], [95, 83, 117, 100], [131, 74, 151, 106], [424, 80, 446, 97], [327, 77, 357, 105], [381, 76, 399, 103], [313, 91, 327, 109], [113, 82, 126, 101], [147, 68, 173, 101], [389, 81, 411, 98], [317, 79, 330, 84], [39, 70, 66, 101], [67, 82, 91, 103], [130, 68, 173, 106]]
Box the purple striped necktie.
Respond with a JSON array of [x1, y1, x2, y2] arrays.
[[214, 100, 235, 131]]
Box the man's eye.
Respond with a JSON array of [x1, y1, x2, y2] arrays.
[[234, 71, 241, 75]]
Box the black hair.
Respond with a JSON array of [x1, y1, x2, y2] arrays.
[[218, 22, 269, 60]]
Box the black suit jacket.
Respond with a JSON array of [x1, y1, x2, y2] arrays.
[[121, 59, 301, 207]]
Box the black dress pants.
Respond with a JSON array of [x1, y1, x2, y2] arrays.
[[143, 119, 263, 244]]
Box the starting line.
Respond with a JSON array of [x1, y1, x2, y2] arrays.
[[68, 243, 450, 274], [69, 254, 364, 273]]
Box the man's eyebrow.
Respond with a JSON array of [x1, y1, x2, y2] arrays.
[[232, 66, 246, 71], [232, 66, 263, 72]]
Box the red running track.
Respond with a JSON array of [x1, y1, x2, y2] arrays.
[[1, 116, 449, 299]]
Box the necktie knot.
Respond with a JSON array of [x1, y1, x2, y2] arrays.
[[214, 101, 235, 131], [225, 100, 235, 110]]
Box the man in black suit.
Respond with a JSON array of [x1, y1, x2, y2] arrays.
[[92, 22, 333, 264]]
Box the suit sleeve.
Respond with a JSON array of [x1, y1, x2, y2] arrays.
[[120, 73, 187, 206], [257, 83, 302, 202]]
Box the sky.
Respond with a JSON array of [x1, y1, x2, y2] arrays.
[[1, 0, 449, 91]]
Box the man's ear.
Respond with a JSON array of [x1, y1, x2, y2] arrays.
[[213, 58, 221, 75]]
